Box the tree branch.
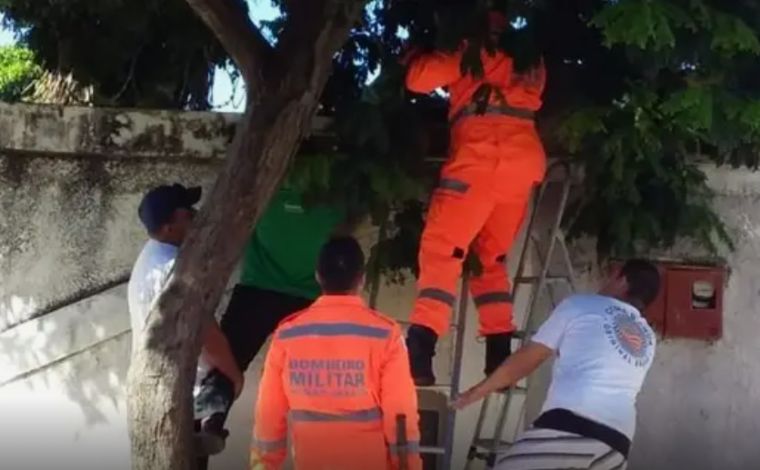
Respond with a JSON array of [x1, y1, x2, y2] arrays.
[[184, 0, 274, 102]]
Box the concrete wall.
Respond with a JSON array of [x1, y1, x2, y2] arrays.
[[617, 166, 760, 470], [3, 102, 760, 470], [0, 102, 222, 470]]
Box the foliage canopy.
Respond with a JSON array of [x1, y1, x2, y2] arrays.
[[0, 44, 40, 101], [2, 0, 760, 279]]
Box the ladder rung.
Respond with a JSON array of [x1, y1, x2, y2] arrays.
[[472, 438, 513, 452], [512, 330, 528, 340], [488, 385, 528, 396], [415, 384, 528, 395], [416, 384, 453, 393], [419, 446, 446, 455], [514, 275, 571, 285]]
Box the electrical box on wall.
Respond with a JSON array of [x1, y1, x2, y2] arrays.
[[609, 260, 726, 341]]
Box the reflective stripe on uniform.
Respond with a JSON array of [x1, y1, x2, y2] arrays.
[[451, 103, 535, 124], [474, 291, 513, 307], [278, 323, 390, 340], [389, 441, 421, 454], [438, 178, 470, 193], [290, 407, 383, 422], [251, 438, 287, 452], [418, 288, 456, 306]]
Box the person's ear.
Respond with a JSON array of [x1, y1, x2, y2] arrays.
[[611, 273, 628, 296]]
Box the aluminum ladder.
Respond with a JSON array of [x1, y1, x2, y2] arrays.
[[371, 160, 577, 470], [370, 270, 470, 470], [463, 160, 578, 469]]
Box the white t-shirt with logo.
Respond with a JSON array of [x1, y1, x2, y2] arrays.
[[531, 293, 656, 440]]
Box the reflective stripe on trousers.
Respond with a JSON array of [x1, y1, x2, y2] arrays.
[[474, 291, 513, 307], [418, 288, 456, 306]]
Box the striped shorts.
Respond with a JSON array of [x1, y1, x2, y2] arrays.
[[493, 427, 627, 470]]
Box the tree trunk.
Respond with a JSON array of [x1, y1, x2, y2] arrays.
[[126, 2, 367, 469]]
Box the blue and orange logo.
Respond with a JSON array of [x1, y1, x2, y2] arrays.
[[603, 306, 653, 367]]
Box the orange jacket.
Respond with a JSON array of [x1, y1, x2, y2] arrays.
[[405, 44, 546, 121], [250, 295, 422, 470]]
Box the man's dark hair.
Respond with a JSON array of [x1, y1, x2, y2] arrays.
[[620, 259, 661, 310], [317, 236, 366, 294]]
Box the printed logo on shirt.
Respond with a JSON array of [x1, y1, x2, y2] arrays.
[[283, 203, 305, 214], [288, 358, 368, 397], [603, 305, 653, 367]]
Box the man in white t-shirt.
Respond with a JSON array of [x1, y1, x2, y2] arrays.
[[127, 183, 243, 462], [453, 259, 661, 470]]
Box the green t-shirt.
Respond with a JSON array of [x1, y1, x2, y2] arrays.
[[239, 187, 346, 300]]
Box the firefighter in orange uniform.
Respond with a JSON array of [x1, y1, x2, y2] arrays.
[[250, 236, 422, 470], [403, 9, 547, 385]]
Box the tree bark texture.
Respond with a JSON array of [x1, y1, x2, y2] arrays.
[[126, 2, 368, 469]]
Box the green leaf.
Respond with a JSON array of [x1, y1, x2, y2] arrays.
[[0, 45, 41, 102], [590, 0, 682, 50], [659, 85, 713, 132], [710, 12, 760, 56], [556, 108, 608, 153]]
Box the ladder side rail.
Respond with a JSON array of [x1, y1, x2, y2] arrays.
[[463, 392, 495, 470], [441, 274, 470, 470], [511, 182, 548, 299], [489, 168, 579, 450]]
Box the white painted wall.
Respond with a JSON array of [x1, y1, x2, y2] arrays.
[[0, 286, 132, 470]]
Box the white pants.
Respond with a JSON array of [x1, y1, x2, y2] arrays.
[[493, 428, 627, 470]]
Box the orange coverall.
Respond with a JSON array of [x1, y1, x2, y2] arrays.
[[250, 295, 422, 470], [406, 44, 547, 338]]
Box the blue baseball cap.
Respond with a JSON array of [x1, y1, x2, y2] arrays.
[[138, 183, 202, 233]]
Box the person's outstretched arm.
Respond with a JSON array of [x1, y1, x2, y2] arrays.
[[250, 337, 289, 470], [200, 320, 244, 398], [380, 325, 423, 470], [451, 341, 552, 409], [452, 297, 577, 410]]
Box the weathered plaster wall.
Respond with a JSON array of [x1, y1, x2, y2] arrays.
[[4, 101, 760, 470], [0, 103, 225, 470], [554, 165, 760, 470], [621, 167, 760, 470], [0, 154, 219, 331], [0, 102, 226, 331]]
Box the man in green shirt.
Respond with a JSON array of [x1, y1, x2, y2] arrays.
[[194, 184, 354, 457]]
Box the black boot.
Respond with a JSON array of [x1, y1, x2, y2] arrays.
[[484, 333, 513, 376], [406, 324, 438, 386]]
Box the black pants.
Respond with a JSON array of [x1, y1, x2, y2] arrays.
[[195, 284, 314, 423]]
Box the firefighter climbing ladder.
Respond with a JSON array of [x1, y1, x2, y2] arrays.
[[370, 160, 578, 470]]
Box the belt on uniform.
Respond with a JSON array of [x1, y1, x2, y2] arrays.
[[533, 408, 631, 458], [450, 103, 535, 125]]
